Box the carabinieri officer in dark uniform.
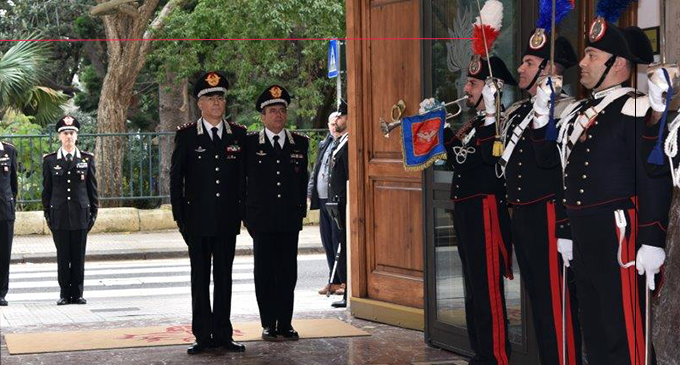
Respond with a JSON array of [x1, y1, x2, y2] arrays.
[[531, 19, 671, 365], [170, 71, 247, 355], [443, 56, 516, 365], [500, 32, 583, 365], [0, 140, 18, 307], [42, 116, 98, 306], [244, 85, 309, 342]]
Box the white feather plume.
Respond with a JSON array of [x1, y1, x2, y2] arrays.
[[475, 0, 504, 31]]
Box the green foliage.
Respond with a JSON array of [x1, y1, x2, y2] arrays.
[[151, 0, 346, 128]]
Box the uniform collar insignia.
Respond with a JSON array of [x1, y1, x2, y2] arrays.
[[256, 150, 267, 156], [54, 165, 62, 170], [591, 84, 623, 100], [195, 146, 206, 153]]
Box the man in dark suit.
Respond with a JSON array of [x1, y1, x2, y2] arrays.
[[42, 116, 98, 306], [327, 100, 349, 308], [244, 84, 309, 341], [307, 113, 342, 295], [0, 140, 18, 306], [170, 71, 247, 355]]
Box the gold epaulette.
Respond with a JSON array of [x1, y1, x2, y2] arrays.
[[176, 122, 196, 131]]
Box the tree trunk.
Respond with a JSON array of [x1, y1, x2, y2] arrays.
[[653, 189, 680, 365], [93, 0, 187, 206], [158, 72, 190, 203]]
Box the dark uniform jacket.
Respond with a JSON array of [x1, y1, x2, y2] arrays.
[[532, 86, 672, 248], [307, 133, 334, 210], [504, 98, 572, 238], [0, 142, 18, 221], [244, 129, 309, 232], [42, 148, 98, 230], [444, 115, 506, 201], [328, 133, 349, 210], [170, 119, 247, 237]]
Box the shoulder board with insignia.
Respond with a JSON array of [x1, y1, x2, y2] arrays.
[[291, 131, 310, 139], [81, 151, 94, 157], [176, 122, 196, 131], [43, 152, 57, 159], [228, 121, 247, 130], [247, 131, 258, 136], [1, 141, 15, 148], [503, 98, 531, 118], [622, 94, 650, 117]]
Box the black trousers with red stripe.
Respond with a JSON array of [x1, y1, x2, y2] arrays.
[[569, 208, 655, 365], [512, 200, 582, 365], [453, 195, 512, 365]]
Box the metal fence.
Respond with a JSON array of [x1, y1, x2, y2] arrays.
[[4, 128, 328, 210]]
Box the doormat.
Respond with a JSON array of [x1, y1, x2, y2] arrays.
[[4, 318, 369, 355]]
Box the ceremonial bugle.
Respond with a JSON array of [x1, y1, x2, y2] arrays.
[[379, 95, 469, 137]]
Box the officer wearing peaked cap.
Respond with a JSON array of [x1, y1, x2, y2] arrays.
[[442, 54, 516, 364], [531, 16, 672, 365], [42, 116, 98, 306], [0, 139, 17, 307], [502, 29, 583, 365], [244, 84, 309, 342], [170, 71, 246, 355]]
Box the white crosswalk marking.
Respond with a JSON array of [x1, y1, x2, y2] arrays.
[[4, 260, 255, 303]]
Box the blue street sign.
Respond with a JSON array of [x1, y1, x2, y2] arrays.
[[328, 39, 339, 78]]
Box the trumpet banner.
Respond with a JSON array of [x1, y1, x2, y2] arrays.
[[399, 109, 447, 171]]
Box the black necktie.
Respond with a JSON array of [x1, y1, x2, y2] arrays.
[[211, 127, 220, 145], [273, 135, 282, 155], [66, 153, 72, 162]]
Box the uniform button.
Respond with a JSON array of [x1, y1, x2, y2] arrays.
[[456, 174, 461, 178], [277, 194, 282, 198], [563, 186, 567, 190], [582, 174, 587, 179], [454, 195, 458, 199], [216, 180, 220, 184], [595, 121, 599, 125], [277, 171, 280, 175], [518, 162, 522, 166], [588, 135, 593, 139], [215, 167, 219, 171], [519, 149, 523, 153], [277, 182, 281, 186], [518, 175, 522, 178], [517, 187, 521, 191], [562, 198, 567, 203], [516, 199, 520, 202], [216, 193, 220, 197], [455, 185, 460, 188], [579, 189, 584, 193], [67, 180, 71, 183], [68, 172, 71, 175], [67, 197, 71, 200], [521, 137, 526, 141], [576, 200, 582, 205], [585, 162, 589, 166], [277, 160, 280, 164], [565, 173, 568, 177], [67, 188, 71, 192], [215, 155, 219, 159], [198, 156, 201, 159], [586, 148, 590, 153]]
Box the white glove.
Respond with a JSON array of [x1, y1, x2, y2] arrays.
[[636, 244, 666, 290], [419, 98, 437, 114], [648, 68, 670, 112], [533, 79, 552, 116], [482, 82, 499, 116], [557, 238, 573, 267]]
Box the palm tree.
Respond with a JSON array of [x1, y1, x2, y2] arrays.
[[0, 36, 68, 126]]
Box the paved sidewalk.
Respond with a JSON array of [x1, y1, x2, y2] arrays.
[[10, 225, 324, 264]]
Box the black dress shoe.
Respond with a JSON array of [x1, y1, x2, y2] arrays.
[[187, 342, 210, 355], [72, 297, 87, 305], [331, 299, 347, 308], [0, 297, 7, 306], [261, 327, 278, 341], [278, 328, 299, 341], [56, 298, 69, 305], [220, 340, 246, 352]]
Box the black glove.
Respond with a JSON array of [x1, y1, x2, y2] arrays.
[[88, 212, 97, 232]]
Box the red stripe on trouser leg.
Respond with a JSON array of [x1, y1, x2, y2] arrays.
[[483, 196, 509, 365], [627, 208, 645, 365], [488, 197, 513, 279], [546, 201, 565, 364], [618, 209, 641, 365]]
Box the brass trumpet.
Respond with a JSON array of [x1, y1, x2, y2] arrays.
[[379, 96, 469, 137]]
